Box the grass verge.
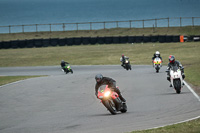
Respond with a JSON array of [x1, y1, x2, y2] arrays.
[[131, 118, 200, 133], [0, 76, 45, 86]]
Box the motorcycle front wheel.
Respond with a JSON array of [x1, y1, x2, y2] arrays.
[[103, 100, 117, 115], [174, 79, 181, 94]]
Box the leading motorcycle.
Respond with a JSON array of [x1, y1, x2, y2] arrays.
[[61, 64, 73, 74], [166, 66, 183, 94], [97, 85, 127, 115], [153, 57, 162, 73]]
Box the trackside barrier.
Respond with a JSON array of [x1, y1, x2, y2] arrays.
[[0, 35, 199, 49]]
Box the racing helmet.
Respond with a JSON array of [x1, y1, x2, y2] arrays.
[[122, 54, 124, 57], [95, 74, 103, 83], [155, 51, 160, 57], [169, 55, 175, 63], [61, 60, 65, 63]]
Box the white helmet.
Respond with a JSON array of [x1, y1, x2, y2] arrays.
[[155, 51, 160, 57]]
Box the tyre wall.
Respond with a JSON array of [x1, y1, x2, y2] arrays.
[[0, 35, 197, 49]]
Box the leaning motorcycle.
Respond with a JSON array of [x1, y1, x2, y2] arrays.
[[166, 66, 183, 94], [153, 57, 162, 73], [97, 85, 127, 115], [122, 59, 131, 70], [62, 64, 73, 74]]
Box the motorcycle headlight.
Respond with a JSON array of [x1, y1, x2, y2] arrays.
[[67, 66, 70, 69], [104, 91, 111, 97]]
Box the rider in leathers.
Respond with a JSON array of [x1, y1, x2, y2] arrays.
[[166, 55, 185, 87], [152, 51, 163, 62], [95, 74, 126, 102], [120, 54, 129, 67]]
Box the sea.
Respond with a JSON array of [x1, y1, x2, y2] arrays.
[[0, 0, 200, 33]]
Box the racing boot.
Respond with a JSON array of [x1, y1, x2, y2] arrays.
[[119, 94, 126, 103]]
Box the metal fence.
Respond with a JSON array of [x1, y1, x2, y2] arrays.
[[0, 17, 200, 34]]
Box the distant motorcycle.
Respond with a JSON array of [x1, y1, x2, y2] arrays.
[[153, 57, 162, 73], [166, 66, 183, 94], [62, 64, 73, 74], [122, 59, 131, 70], [97, 85, 127, 115]]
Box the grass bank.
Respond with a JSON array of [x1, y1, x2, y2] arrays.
[[1, 26, 200, 41], [131, 118, 200, 133]]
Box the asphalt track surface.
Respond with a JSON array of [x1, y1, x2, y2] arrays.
[[0, 65, 200, 133]]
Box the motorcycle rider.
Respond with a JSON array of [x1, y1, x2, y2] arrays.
[[152, 51, 163, 62], [166, 55, 185, 87], [120, 54, 129, 67], [60, 60, 69, 70], [95, 74, 126, 102]]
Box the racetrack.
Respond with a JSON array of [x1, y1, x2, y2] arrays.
[[0, 65, 200, 133]]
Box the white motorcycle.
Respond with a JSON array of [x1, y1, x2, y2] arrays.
[[166, 66, 183, 94], [153, 57, 162, 73]]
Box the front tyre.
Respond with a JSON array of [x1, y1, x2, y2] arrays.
[[174, 79, 181, 94], [103, 100, 117, 115]]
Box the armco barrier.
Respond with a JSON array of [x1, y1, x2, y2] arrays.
[[2, 35, 197, 49]]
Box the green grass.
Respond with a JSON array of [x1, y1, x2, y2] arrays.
[[0, 75, 44, 86], [131, 118, 200, 133]]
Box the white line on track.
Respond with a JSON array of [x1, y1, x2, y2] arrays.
[[144, 115, 200, 131], [184, 80, 200, 101]]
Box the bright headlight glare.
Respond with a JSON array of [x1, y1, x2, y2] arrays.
[[104, 91, 111, 97]]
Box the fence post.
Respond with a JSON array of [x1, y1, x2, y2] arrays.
[[192, 17, 194, 27], [9, 25, 11, 34], [36, 24, 38, 32], [129, 20, 132, 28], [168, 17, 169, 28], [155, 19, 157, 27], [76, 23, 78, 31], [143, 20, 144, 28], [63, 23, 65, 31], [49, 24, 51, 32], [90, 22, 92, 31], [180, 17, 182, 27], [22, 25, 24, 33]]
